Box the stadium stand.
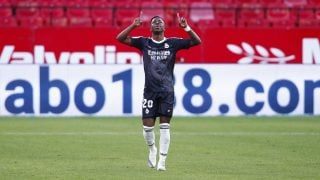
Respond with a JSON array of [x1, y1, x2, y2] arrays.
[[0, 0, 319, 29]]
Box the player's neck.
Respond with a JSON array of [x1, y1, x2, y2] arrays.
[[152, 33, 164, 42]]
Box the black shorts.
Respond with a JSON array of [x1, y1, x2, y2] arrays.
[[142, 90, 174, 119]]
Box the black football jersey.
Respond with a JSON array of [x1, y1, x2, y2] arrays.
[[131, 37, 192, 92]]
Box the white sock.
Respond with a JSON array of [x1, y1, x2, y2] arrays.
[[159, 123, 170, 161], [143, 126, 156, 151]]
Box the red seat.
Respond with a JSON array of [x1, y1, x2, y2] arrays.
[[309, 0, 320, 7], [284, 0, 307, 7], [298, 9, 317, 27], [89, 0, 115, 7], [211, 0, 236, 7], [67, 6, 90, 18], [164, 2, 189, 27], [115, 0, 140, 8], [238, 8, 267, 27], [16, 8, 40, 17], [235, 0, 260, 7], [260, 0, 284, 7], [69, 17, 92, 27], [214, 9, 236, 27], [51, 17, 68, 27], [19, 17, 44, 28], [115, 7, 139, 28], [196, 19, 220, 30], [93, 18, 113, 28], [91, 8, 113, 26], [0, 7, 12, 17], [91, 8, 113, 19], [0, 0, 10, 6], [0, 16, 18, 27], [141, 1, 164, 23], [189, 2, 214, 23], [40, 7, 65, 18], [266, 8, 297, 28], [65, 0, 89, 7]]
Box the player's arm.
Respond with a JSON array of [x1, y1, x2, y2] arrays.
[[177, 13, 201, 47], [116, 13, 142, 46]]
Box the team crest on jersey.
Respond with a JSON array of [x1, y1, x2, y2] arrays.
[[164, 43, 169, 48]]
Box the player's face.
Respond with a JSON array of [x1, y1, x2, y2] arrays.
[[150, 17, 165, 33]]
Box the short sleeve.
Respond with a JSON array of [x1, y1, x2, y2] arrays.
[[173, 38, 192, 50], [130, 36, 145, 50]]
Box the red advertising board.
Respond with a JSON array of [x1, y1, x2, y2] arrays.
[[0, 27, 319, 64]]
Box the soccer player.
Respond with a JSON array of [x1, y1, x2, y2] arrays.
[[116, 12, 201, 171]]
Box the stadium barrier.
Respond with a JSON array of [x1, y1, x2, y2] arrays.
[[0, 64, 319, 116]]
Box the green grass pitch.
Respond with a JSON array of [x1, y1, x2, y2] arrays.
[[0, 116, 320, 180]]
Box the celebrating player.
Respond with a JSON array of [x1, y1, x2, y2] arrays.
[[116, 12, 201, 171]]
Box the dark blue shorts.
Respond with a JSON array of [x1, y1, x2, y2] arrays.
[[142, 90, 174, 119]]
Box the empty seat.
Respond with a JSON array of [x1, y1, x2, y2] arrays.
[[90, 0, 115, 7], [19, 17, 44, 28], [309, 0, 320, 7], [0, 0, 10, 7], [214, 9, 236, 27], [266, 8, 297, 28], [298, 9, 317, 27], [91, 8, 113, 19], [93, 18, 113, 27], [51, 17, 68, 27], [65, 0, 89, 7], [164, 2, 189, 27], [115, 0, 140, 8], [212, 0, 236, 8], [16, 5, 40, 18], [260, 0, 284, 7], [69, 17, 92, 27], [91, 7, 113, 26], [0, 7, 12, 17], [235, 0, 260, 7], [115, 7, 139, 28], [67, 7, 90, 17], [0, 16, 18, 27], [284, 0, 307, 7], [141, 1, 164, 22], [189, 2, 214, 23], [238, 8, 267, 27], [196, 19, 220, 30]]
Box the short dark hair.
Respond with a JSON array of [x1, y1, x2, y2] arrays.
[[150, 16, 163, 23]]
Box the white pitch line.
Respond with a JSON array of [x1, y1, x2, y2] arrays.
[[0, 132, 319, 136]]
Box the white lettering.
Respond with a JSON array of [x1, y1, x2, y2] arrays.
[[106, 46, 116, 64], [0, 45, 14, 64], [34, 45, 45, 64], [70, 53, 94, 64], [95, 46, 105, 64], [117, 52, 141, 64], [11, 52, 33, 64], [303, 38, 320, 64]]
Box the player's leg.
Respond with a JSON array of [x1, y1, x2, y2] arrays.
[[157, 116, 171, 171], [142, 91, 158, 168], [157, 91, 174, 171], [142, 118, 157, 168]]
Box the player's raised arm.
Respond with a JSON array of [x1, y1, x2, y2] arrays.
[[116, 12, 143, 46], [177, 13, 201, 46]]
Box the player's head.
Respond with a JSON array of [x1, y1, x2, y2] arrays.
[[150, 16, 165, 34]]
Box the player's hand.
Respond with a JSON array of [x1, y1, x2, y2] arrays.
[[177, 13, 188, 28], [132, 11, 143, 27]]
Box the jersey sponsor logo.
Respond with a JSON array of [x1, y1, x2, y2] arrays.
[[147, 50, 171, 61]]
